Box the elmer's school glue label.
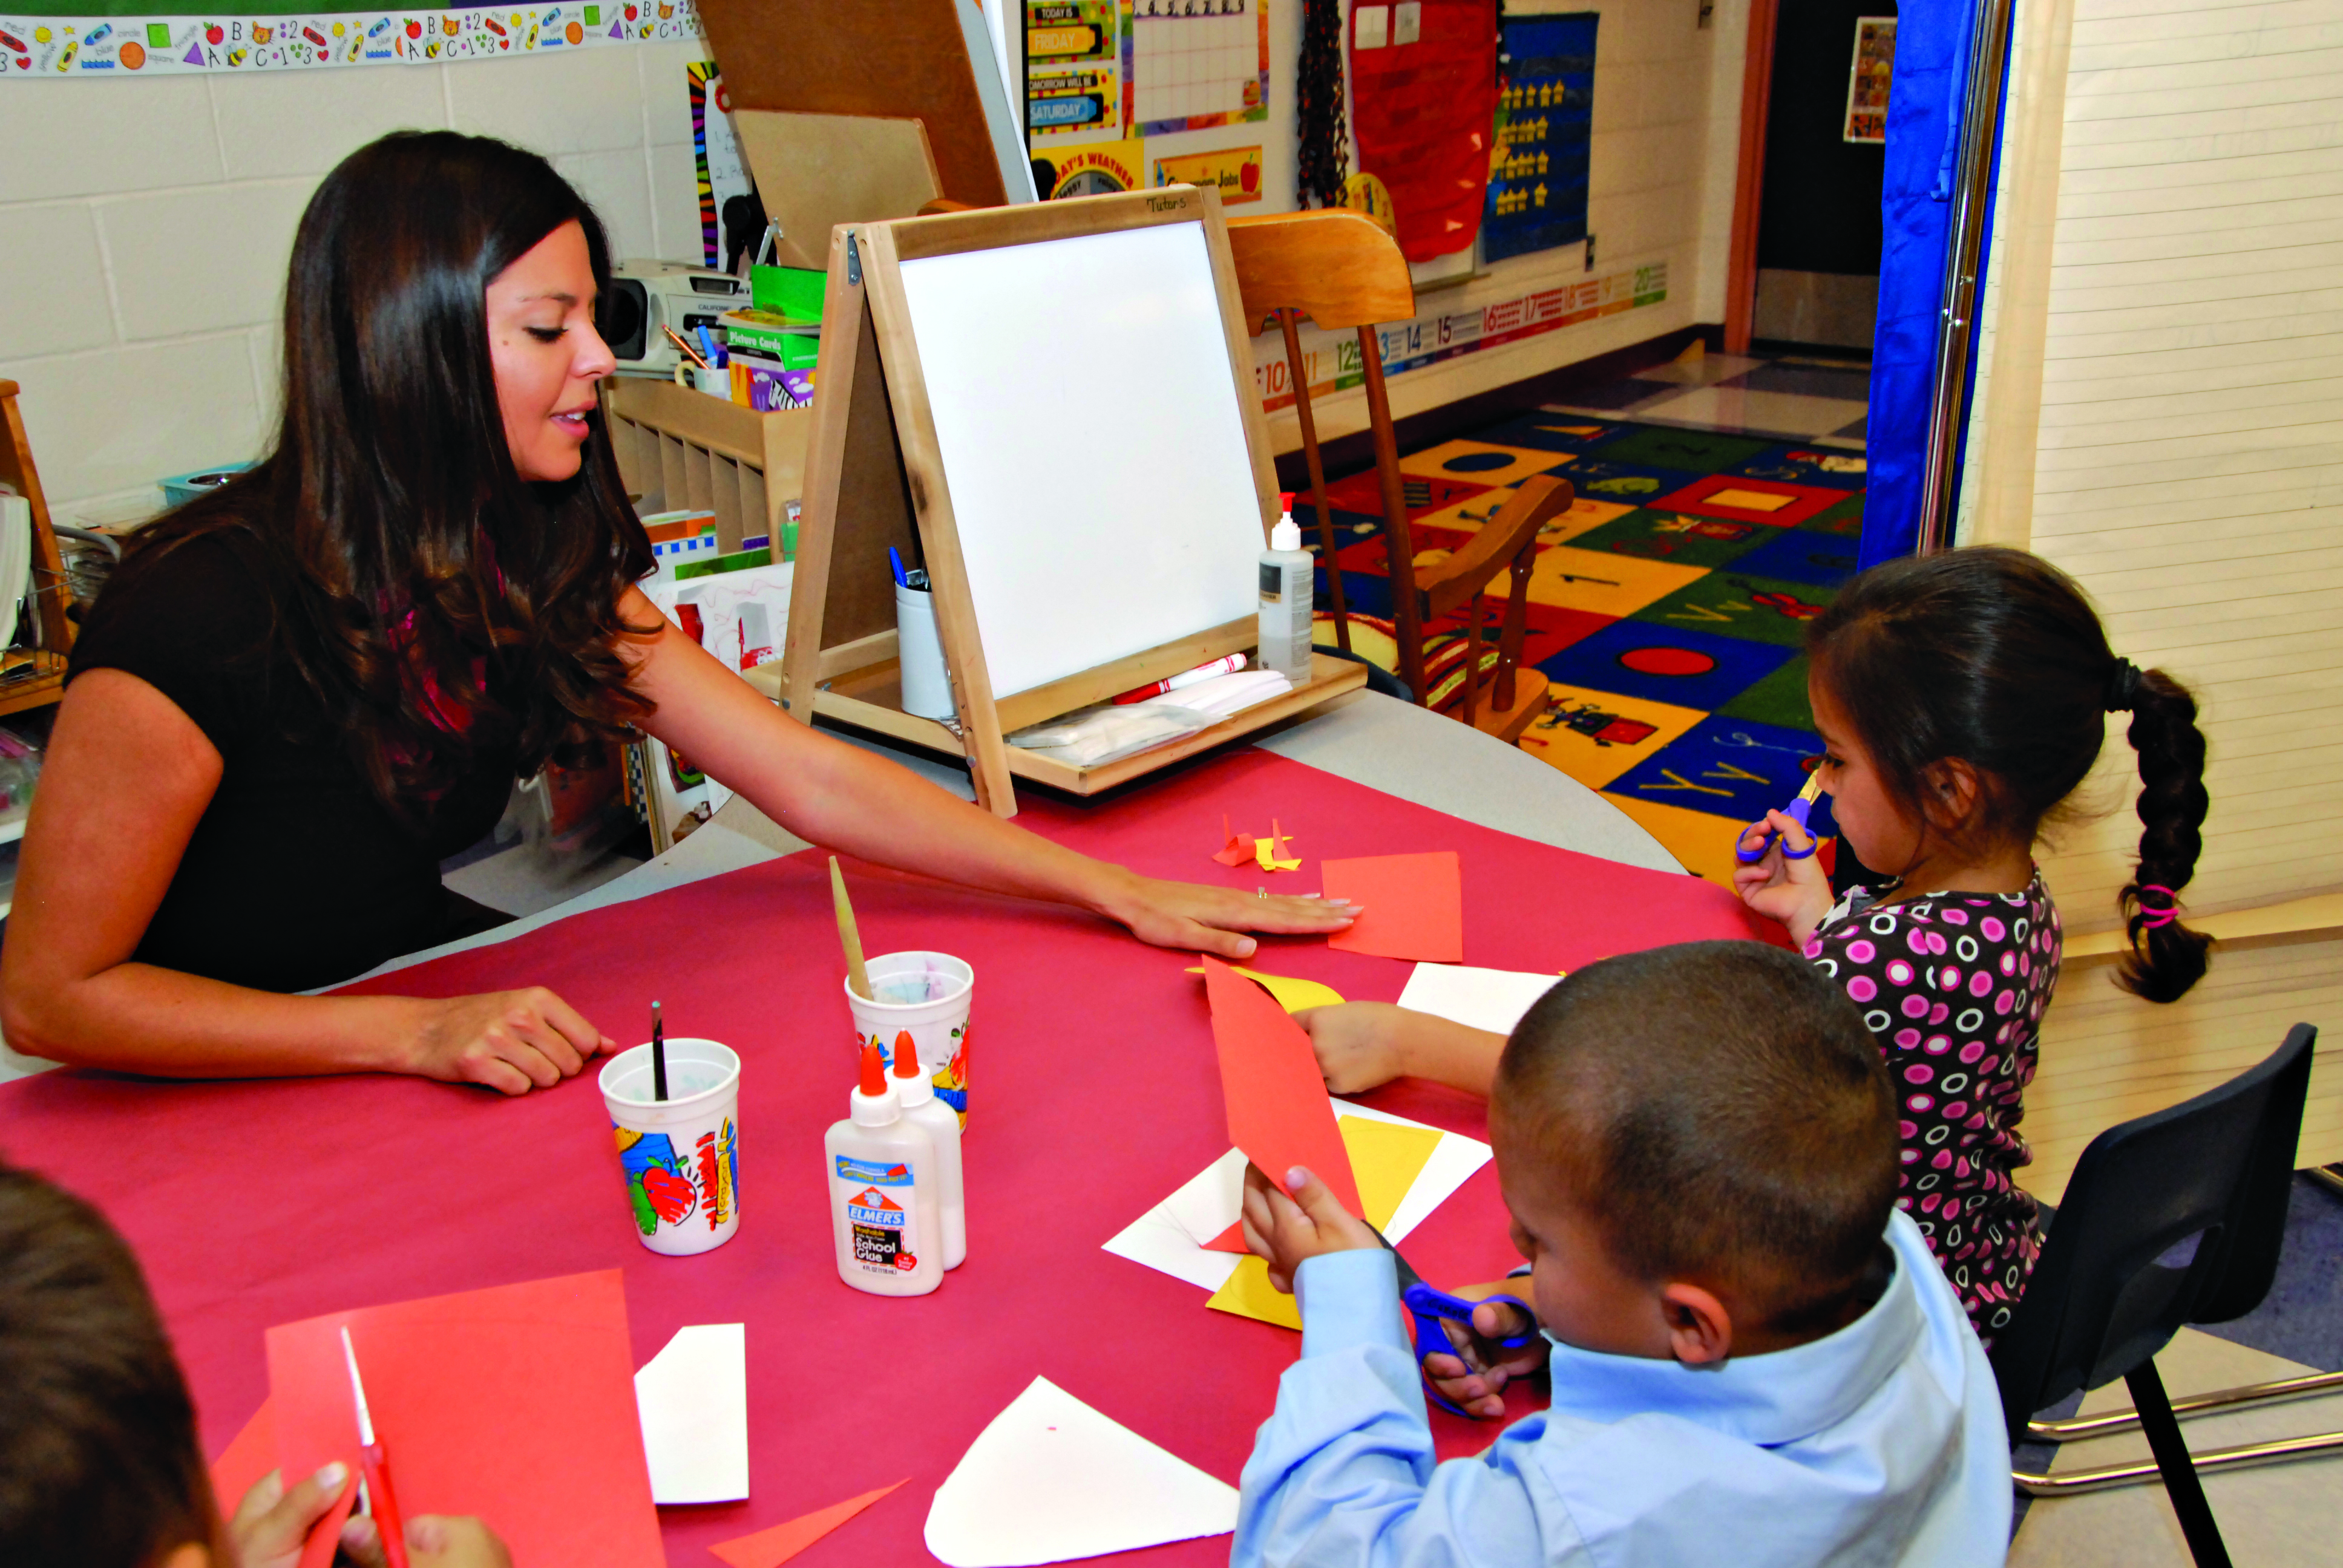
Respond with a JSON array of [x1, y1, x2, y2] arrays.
[[825, 1042, 942, 1295]]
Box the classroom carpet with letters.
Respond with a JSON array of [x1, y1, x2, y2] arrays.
[[1300, 411, 1868, 886]]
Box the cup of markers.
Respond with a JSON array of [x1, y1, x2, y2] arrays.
[[601, 1024, 742, 1256], [845, 952, 974, 1128]]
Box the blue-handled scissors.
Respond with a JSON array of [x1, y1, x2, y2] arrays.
[[1734, 769, 1825, 865], [1373, 1227, 1540, 1416]]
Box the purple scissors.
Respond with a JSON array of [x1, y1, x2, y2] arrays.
[[1372, 1227, 1541, 1416], [1735, 769, 1825, 865]]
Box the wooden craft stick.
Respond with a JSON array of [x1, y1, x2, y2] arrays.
[[830, 855, 872, 1001]]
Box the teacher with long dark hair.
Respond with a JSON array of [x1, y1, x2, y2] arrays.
[[0, 132, 1349, 1094]]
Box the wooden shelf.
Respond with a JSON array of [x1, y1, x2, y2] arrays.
[[603, 376, 814, 556], [807, 651, 1367, 796]]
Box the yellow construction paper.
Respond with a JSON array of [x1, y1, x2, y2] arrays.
[[1253, 822, 1302, 872], [1184, 965, 1345, 1013], [1205, 1116, 1444, 1330]]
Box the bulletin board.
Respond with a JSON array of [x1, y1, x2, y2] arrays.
[[1, 1, 702, 76]]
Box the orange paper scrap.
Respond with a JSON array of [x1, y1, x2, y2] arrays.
[[1322, 852, 1464, 962], [712, 1479, 909, 1568], [1253, 818, 1302, 872], [1211, 814, 1257, 867], [1199, 956, 1362, 1214]]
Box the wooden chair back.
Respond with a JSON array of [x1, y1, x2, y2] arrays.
[[1415, 474, 1569, 740], [1225, 211, 1426, 701], [0, 381, 76, 714]]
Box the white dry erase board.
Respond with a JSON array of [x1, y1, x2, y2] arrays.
[[893, 220, 1267, 699], [781, 186, 1366, 817]]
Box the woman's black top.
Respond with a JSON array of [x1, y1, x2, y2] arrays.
[[67, 529, 520, 992]]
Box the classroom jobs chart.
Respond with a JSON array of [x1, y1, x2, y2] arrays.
[[1483, 11, 1597, 264]]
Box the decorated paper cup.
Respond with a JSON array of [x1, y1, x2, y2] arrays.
[[600, 1038, 741, 1256], [845, 952, 973, 1127]]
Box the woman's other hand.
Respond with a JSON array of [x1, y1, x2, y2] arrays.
[[406, 988, 615, 1094]]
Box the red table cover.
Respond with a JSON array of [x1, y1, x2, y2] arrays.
[[0, 748, 1777, 1566]]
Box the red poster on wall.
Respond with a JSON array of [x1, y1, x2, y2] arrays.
[[1349, 0, 1501, 263]]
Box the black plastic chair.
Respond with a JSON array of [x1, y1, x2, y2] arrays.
[[1991, 1024, 2341, 1567]]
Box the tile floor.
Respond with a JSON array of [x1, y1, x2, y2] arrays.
[[1302, 348, 1872, 884]]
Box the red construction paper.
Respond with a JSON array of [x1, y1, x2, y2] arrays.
[[1322, 852, 1465, 962], [1, 748, 1781, 1566], [1203, 1220, 1247, 1253], [1211, 813, 1257, 867], [209, 1398, 277, 1517], [266, 1270, 661, 1568], [1201, 957, 1363, 1214], [710, 1479, 906, 1568]]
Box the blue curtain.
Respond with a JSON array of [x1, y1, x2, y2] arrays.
[[1862, 0, 1985, 569]]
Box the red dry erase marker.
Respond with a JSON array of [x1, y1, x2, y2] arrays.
[[1109, 652, 1247, 705], [340, 1326, 411, 1568]]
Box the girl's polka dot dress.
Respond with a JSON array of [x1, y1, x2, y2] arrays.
[[1804, 871, 2061, 1342]]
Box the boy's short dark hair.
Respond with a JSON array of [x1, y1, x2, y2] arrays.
[[0, 1165, 218, 1568], [1495, 941, 1897, 1325]]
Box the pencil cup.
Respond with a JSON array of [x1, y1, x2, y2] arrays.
[[896, 583, 954, 720], [845, 952, 974, 1128], [600, 1038, 742, 1256]]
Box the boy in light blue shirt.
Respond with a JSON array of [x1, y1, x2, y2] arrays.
[[1235, 940, 2010, 1567]]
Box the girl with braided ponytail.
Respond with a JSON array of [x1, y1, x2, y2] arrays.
[[1732, 545, 2212, 1338]]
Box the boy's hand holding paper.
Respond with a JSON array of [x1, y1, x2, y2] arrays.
[[1239, 1163, 1379, 1292]]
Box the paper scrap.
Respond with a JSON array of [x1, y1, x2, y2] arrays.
[[1253, 818, 1302, 872], [1211, 814, 1256, 867], [1161, 1147, 1248, 1249], [1183, 963, 1345, 1013], [634, 1323, 749, 1504], [1323, 852, 1464, 962], [1394, 962, 1564, 1037], [711, 1479, 906, 1568], [1103, 1102, 1491, 1294], [923, 1377, 1239, 1566], [1204, 1115, 1443, 1327], [1201, 957, 1362, 1214], [266, 1270, 661, 1568], [209, 1397, 277, 1514]]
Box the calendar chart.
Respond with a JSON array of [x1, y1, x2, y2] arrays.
[[1126, 0, 1270, 137]]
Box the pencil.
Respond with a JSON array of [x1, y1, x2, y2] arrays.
[[831, 856, 872, 1001], [651, 1000, 667, 1101], [663, 324, 711, 370]]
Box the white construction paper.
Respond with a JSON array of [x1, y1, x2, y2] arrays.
[[634, 1324, 749, 1504], [1102, 1104, 1491, 1293], [1395, 962, 1564, 1037], [924, 1376, 1239, 1566]]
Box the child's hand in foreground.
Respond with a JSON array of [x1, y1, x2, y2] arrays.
[[1421, 1284, 1547, 1420], [1730, 808, 1835, 946], [1240, 1162, 1381, 1292], [228, 1464, 350, 1568], [338, 1512, 513, 1568], [1294, 1002, 1410, 1094]]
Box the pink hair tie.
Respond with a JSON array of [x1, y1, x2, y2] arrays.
[[2137, 884, 2179, 929]]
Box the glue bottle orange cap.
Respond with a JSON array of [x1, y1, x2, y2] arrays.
[[857, 1040, 889, 1097], [892, 1031, 922, 1078]]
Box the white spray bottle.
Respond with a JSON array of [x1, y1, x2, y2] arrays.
[[1256, 489, 1316, 687]]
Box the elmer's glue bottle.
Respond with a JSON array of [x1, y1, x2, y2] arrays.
[[825, 1042, 942, 1296], [1256, 490, 1315, 687], [892, 1031, 966, 1269]]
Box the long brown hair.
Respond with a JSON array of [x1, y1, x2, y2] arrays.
[[129, 131, 655, 817], [1808, 546, 2212, 1002]]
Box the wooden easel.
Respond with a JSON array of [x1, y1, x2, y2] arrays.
[[778, 188, 1366, 817]]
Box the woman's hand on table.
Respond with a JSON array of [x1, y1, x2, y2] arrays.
[[1729, 808, 1835, 946], [404, 988, 615, 1095], [1240, 1162, 1381, 1293], [1096, 874, 1357, 961], [1421, 1283, 1547, 1420]]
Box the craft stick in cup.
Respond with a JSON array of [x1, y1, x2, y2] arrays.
[[601, 1038, 741, 1256], [844, 952, 974, 1129]]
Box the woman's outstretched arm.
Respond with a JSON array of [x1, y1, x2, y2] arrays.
[[619, 588, 1355, 958], [0, 670, 612, 1090]]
